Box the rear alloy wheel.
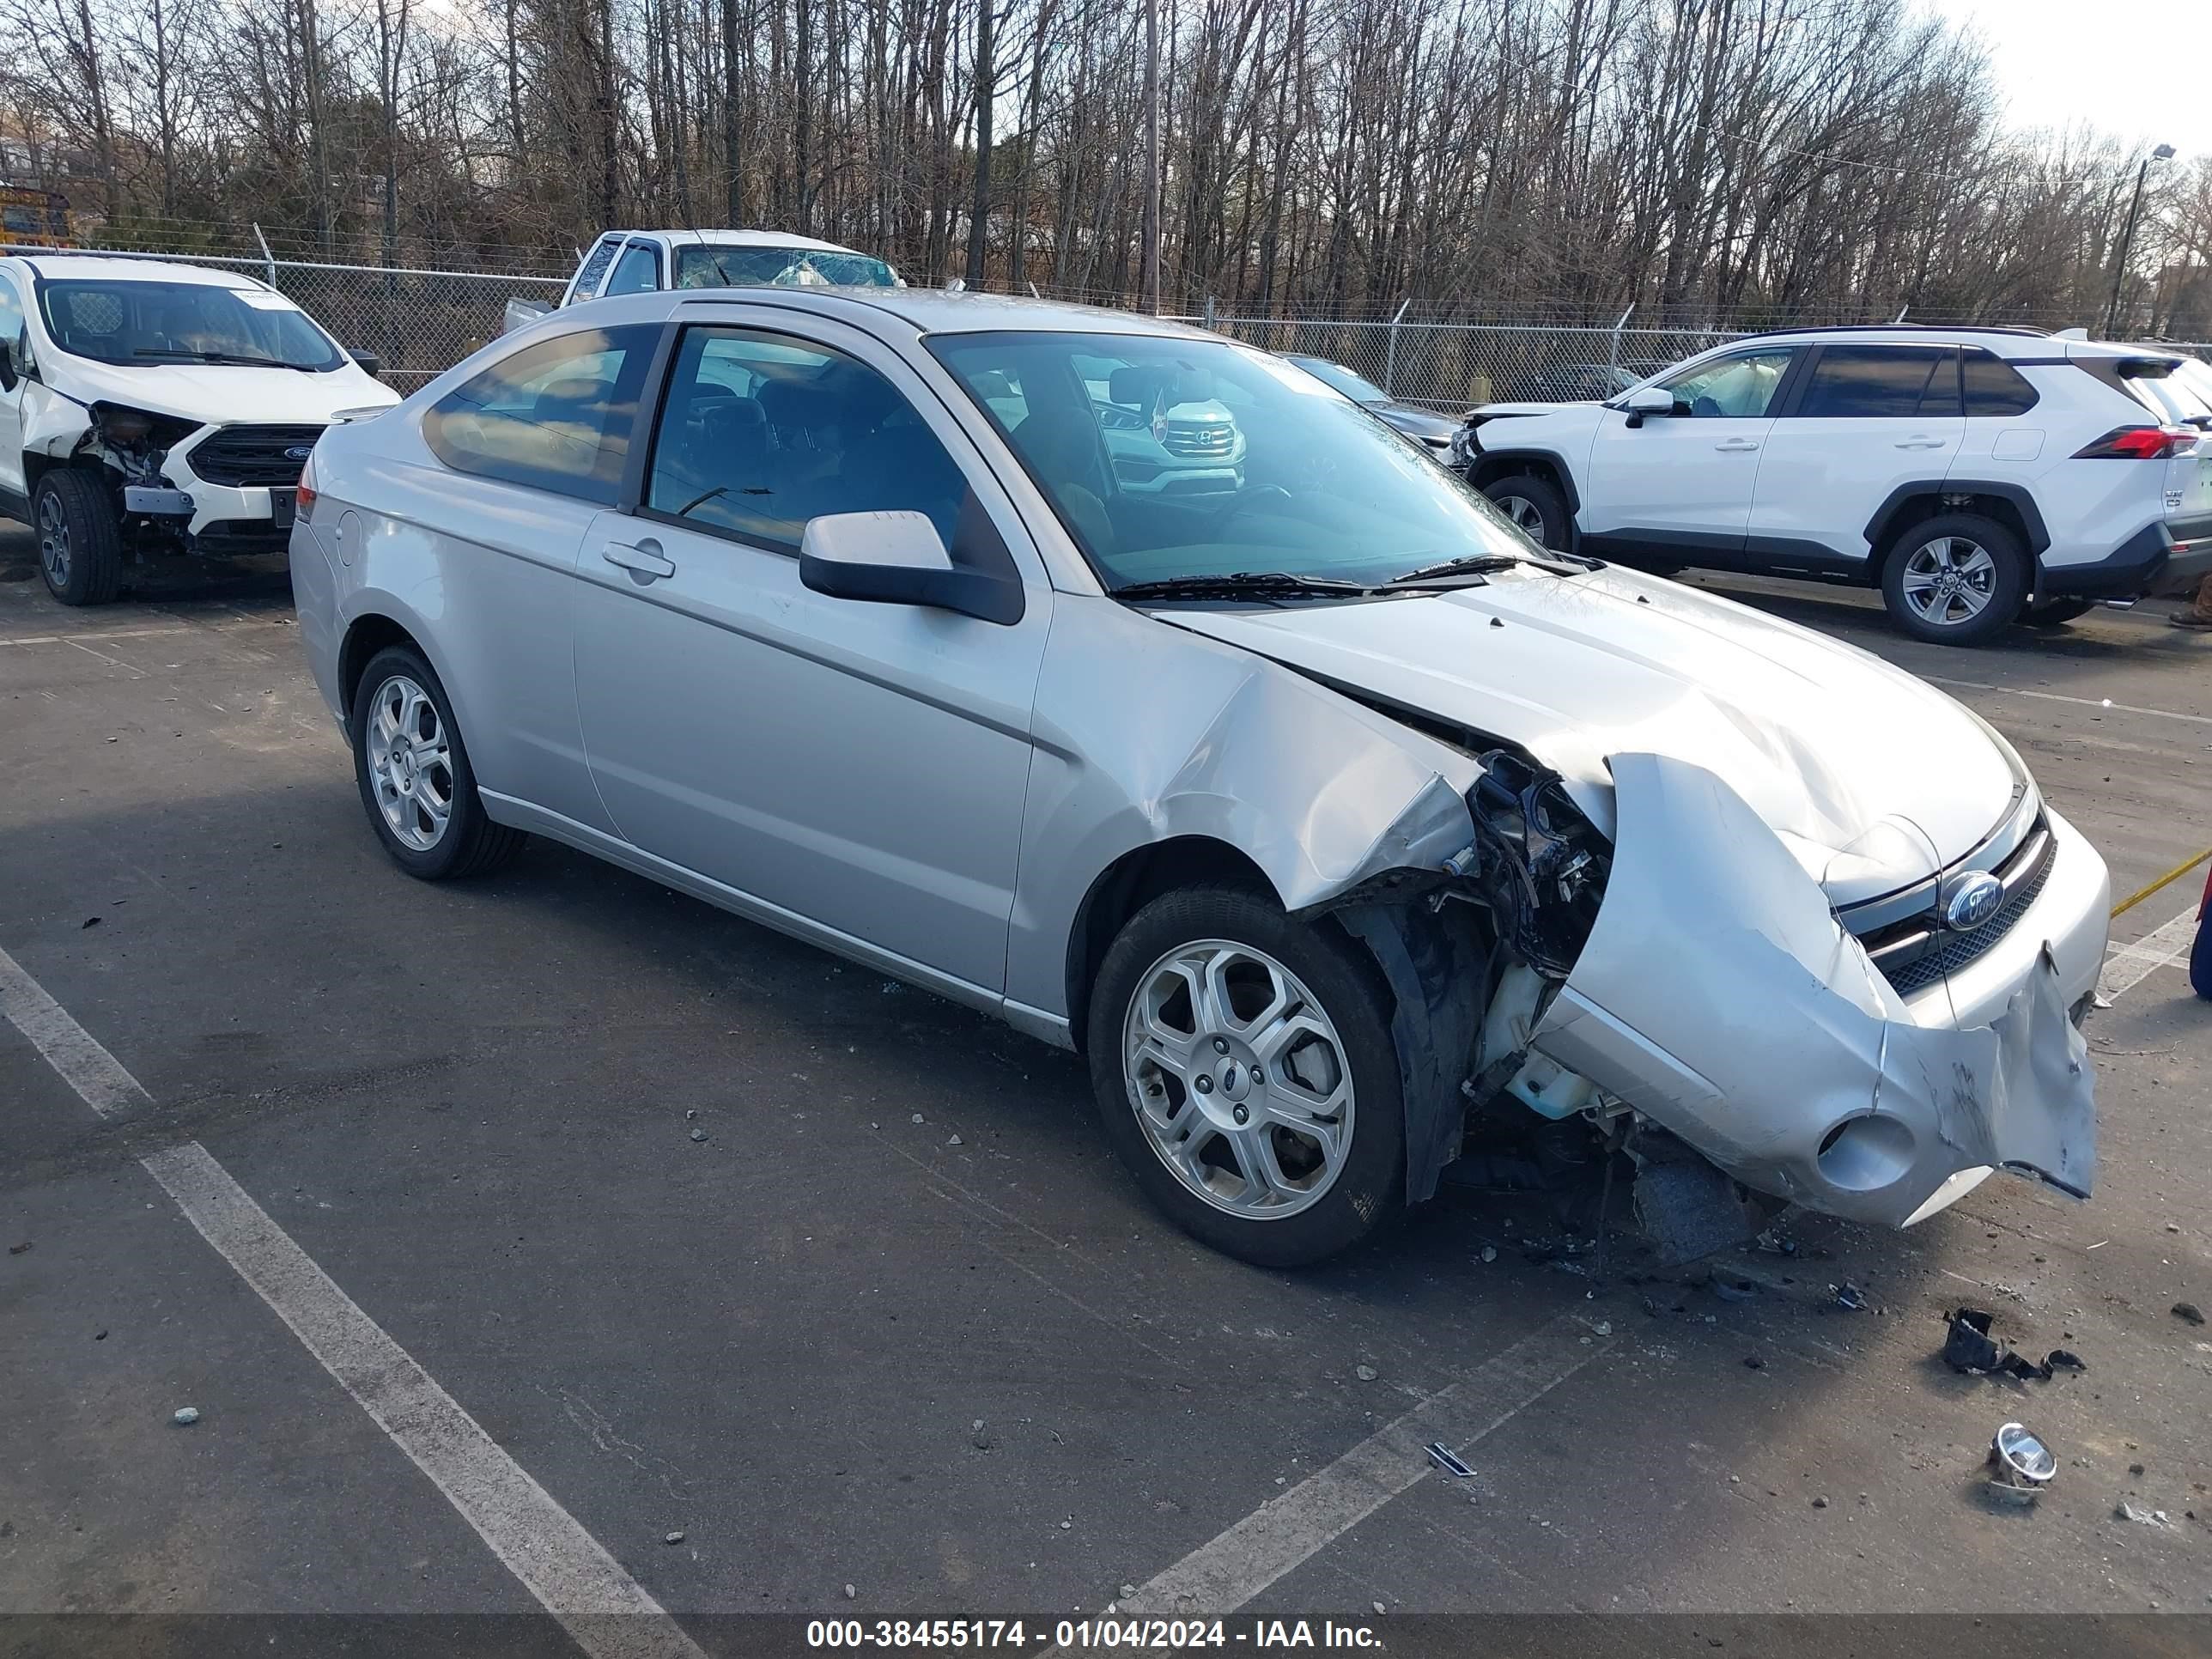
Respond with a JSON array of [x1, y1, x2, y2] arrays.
[[349, 645, 526, 879], [1087, 884, 1404, 1267], [1880, 513, 2027, 646], [1480, 472, 1571, 551]]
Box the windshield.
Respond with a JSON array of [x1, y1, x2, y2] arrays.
[[37, 278, 345, 370], [675, 246, 899, 289], [1290, 356, 1386, 403], [931, 330, 1539, 591]]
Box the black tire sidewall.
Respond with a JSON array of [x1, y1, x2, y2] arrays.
[[1085, 884, 1406, 1268], [1881, 514, 2028, 645], [35, 472, 122, 606], [1482, 472, 1570, 550], [349, 646, 492, 879]]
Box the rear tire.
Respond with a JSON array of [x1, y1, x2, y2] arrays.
[[349, 645, 526, 880], [1481, 472, 1571, 551], [35, 471, 123, 606], [2021, 597, 2096, 628], [1880, 513, 2027, 646], [1086, 884, 1405, 1267]]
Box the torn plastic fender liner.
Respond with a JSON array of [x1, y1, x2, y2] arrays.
[[1529, 752, 2094, 1227]]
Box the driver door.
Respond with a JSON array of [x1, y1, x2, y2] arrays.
[[1579, 345, 1801, 563], [0, 272, 29, 505]]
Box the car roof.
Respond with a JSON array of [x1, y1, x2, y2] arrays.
[[658, 285, 1226, 341], [1730, 322, 2185, 363], [609, 228, 876, 257], [6, 252, 262, 288]]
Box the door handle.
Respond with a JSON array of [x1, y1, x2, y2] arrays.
[[603, 538, 675, 580], [1893, 437, 1948, 449], [1714, 438, 1760, 453]]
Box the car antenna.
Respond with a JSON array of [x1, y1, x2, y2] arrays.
[[675, 198, 732, 287]]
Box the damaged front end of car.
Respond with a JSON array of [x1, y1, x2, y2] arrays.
[[1315, 739, 2099, 1263], [25, 398, 208, 549]]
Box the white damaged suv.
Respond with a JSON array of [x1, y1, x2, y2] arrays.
[[1454, 325, 2212, 644], [0, 252, 398, 604]]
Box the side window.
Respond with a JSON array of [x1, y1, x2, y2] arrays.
[[1962, 351, 2039, 417], [570, 235, 622, 302], [1796, 346, 1957, 419], [1657, 348, 1795, 417], [645, 325, 975, 556], [604, 242, 662, 297], [422, 324, 659, 504], [0, 273, 27, 368]]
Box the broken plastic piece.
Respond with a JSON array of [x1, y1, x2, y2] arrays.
[[1425, 1443, 1474, 1478], [1988, 1422, 2055, 1500], [1834, 1281, 1869, 1311], [1944, 1308, 2073, 1382]]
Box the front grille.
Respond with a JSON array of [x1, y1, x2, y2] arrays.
[[1163, 419, 1236, 459], [186, 424, 326, 487], [1857, 814, 2055, 997]]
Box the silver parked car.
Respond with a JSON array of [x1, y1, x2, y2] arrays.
[[292, 289, 2109, 1267]]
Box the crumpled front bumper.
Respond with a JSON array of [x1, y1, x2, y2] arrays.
[[1528, 753, 2106, 1228]]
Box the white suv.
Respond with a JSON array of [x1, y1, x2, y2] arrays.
[[0, 252, 398, 605], [1451, 325, 2212, 643]]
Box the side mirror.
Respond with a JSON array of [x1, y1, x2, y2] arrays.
[[1621, 385, 1675, 428], [798, 510, 1023, 625], [348, 348, 384, 379]]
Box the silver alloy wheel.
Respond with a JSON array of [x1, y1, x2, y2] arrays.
[[1121, 939, 1354, 1220], [36, 490, 70, 589], [1495, 494, 1547, 539], [364, 673, 456, 851], [1899, 535, 1997, 626]]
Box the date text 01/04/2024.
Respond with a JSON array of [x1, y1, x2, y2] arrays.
[[804, 1619, 1383, 1649]]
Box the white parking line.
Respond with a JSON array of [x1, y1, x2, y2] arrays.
[[0, 944, 708, 1659], [2099, 902, 2203, 1002], [1115, 1316, 1607, 1620], [1923, 675, 2212, 730]]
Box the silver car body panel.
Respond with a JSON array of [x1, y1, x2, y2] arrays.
[[292, 286, 2111, 1231]]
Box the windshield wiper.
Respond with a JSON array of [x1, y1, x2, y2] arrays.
[[1112, 570, 1370, 602], [1382, 553, 1523, 586], [133, 348, 317, 372]]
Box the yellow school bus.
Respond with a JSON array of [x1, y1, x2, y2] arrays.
[[0, 185, 73, 246]]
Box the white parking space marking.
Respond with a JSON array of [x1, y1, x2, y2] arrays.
[[1925, 675, 2212, 730], [2099, 902, 2203, 1002], [1115, 1316, 1607, 1620], [0, 944, 709, 1659]]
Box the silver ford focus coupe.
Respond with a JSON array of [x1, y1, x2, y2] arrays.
[[290, 288, 2108, 1267]]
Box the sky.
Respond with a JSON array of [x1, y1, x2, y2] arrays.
[[1931, 1, 2212, 160]]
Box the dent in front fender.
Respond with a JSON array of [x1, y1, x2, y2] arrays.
[[1531, 751, 2095, 1225]]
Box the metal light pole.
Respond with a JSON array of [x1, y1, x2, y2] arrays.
[[2106, 143, 2175, 338]]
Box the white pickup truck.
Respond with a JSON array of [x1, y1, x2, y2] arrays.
[[503, 228, 903, 333]]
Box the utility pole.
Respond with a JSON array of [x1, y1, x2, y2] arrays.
[[2106, 143, 2174, 337], [1140, 0, 1160, 314]]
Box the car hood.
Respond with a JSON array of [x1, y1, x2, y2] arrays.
[[1376, 402, 1464, 441], [47, 356, 400, 425], [1157, 566, 2021, 906]]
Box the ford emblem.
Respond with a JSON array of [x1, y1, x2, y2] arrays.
[[1942, 871, 2005, 933], [283, 445, 313, 461]]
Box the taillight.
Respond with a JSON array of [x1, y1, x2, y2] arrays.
[[296, 454, 318, 522], [2073, 424, 2199, 459]]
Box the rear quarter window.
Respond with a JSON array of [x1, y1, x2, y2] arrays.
[[1961, 350, 2039, 417]]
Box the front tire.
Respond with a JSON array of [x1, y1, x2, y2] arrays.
[[349, 645, 526, 879], [1880, 514, 2028, 645], [35, 471, 124, 606], [1480, 472, 1571, 551], [1086, 884, 1405, 1267]]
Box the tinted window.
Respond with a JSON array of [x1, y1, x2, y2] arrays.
[[645, 326, 972, 552], [1796, 346, 1954, 418], [605, 243, 661, 297], [571, 235, 622, 299], [37, 278, 344, 370], [422, 325, 657, 504], [1961, 350, 2039, 417], [1657, 348, 1795, 417]]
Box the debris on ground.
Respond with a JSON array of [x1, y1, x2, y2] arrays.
[[946, 1135, 963, 1146], [2115, 1502, 2173, 1529], [1711, 1278, 1758, 1304], [82, 916, 100, 929], [2173, 1302, 2206, 1327], [1833, 1281, 1869, 1311], [7, 1243, 29, 1255], [910, 1114, 926, 1125], [689, 1127, 708, 1142], [1984, 1422, 2056, 1504], [1942, 1308, 2082, 1382], [1425, 1443, 1474, 1478], [1354, 1364, 1378, 1382], [1120, 1584, 1138, 1599], [844, 1584, 857, 1600], [1742, 1356, 1765, 1370], [172, 1407, 199, 1426], [1480, 1245, 1498, 1263], [664, 1531, 685, 1545]]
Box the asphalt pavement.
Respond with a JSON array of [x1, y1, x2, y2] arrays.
[[2, 542, 2209, 1654]]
